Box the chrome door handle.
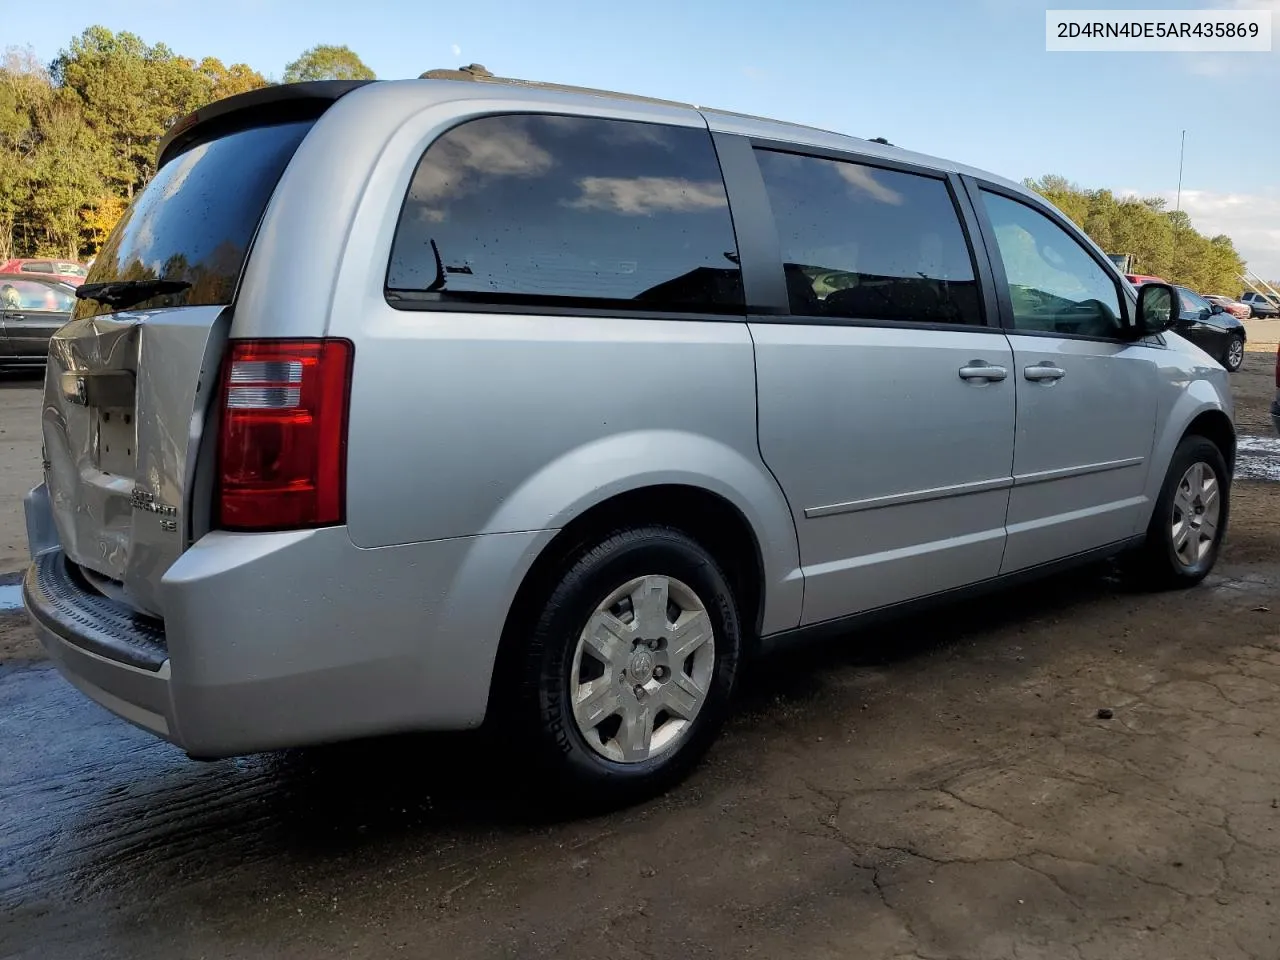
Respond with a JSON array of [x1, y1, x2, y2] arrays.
[[1024, 362, 1065, 382], [7, 313, 24, 322], [958, 361, 1008, 382]]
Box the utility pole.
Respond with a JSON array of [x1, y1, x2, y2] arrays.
[[1173, 129, 1186, 266], [1176, 129, 1185, 215]]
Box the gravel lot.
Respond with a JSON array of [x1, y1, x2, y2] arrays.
[[3, 334, 1280, 960]]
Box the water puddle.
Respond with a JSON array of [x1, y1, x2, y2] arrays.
[[1236, 435, 1280, 482], [0, 583, 22, 611]]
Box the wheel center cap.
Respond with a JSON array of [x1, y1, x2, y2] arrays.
[[629, 648, 656, 684]]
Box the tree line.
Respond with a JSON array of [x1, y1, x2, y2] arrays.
[[1025, 175, 1254, 295], [0, 27, 1262, 297], [0, 28, 373, 261]]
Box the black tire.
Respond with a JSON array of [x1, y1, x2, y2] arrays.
[[1127, 435, 1229, 589], [516, 525, 741, 804], [1223, 335, 1245, 372]]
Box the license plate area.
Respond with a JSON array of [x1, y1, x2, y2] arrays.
[[96, 406, 135, 477], [65, 370, 137, 477]]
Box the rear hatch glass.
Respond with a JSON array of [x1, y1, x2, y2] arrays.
[[75, 119, 316, 318], [46, 118, 317, 617]]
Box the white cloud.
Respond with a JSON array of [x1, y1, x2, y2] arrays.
[[835, 164, 904, 205], [407, 119, 554, 222], [451, 43, 462, 58], [567, 177, 728, 216], [1125, 187, 1280, 280]]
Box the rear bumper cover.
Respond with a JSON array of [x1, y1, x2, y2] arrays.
[[23, 483, 555, 756]]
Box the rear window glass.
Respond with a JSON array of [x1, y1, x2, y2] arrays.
[[387, 114, 743, 314], [756, 150, 981, 325], [75, 119, 315, 319]]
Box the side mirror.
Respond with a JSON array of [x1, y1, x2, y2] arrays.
[[1210, 302, 1224, 315], [1135, 282, 1177, 336]]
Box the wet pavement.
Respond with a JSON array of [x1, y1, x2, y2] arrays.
[[6, 507, 1280, 958]]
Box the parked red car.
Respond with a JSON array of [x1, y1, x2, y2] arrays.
[[0, 258, 88, 284], [1203, 294, 1252, 320], [1126, 273, 1165, 286]]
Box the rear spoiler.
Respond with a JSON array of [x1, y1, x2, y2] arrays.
[[157, 80, 375, 170]]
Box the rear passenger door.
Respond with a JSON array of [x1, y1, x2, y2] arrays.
[[725, 140, 1016, 625], [966, 181, 1161, 573]]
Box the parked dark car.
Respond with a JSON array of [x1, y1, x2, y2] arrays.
[[1241, 291, 1279, 319], [1174, 286, 1247, 371], [0, 275, 76, 364]]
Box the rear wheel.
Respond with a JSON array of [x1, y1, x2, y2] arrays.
[[1127, 435, 1229, 589], [1223, 335, 1245, 372], [517, 526, 741, 803]]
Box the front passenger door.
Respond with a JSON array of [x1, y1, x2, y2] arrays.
[[971, 184, 1162, 574]]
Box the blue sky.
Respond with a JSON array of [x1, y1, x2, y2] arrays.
[[7, 0, 1280, 276]]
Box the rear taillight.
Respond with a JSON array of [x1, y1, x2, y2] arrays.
[[217, 338, 353, 531]]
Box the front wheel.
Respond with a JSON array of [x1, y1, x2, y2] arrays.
[[517, 526, 741, 803], [1223, 335, 1245, 372], [1127, 435, 1229, 589]]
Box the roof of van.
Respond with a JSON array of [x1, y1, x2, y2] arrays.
[[159, 76, 1027, 195]]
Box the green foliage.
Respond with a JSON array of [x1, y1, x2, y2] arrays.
[[1024, 174, 1246, 295], [52, 27, 269, 197], [282, 45, 375, 83], [1, 27, 274, 261]]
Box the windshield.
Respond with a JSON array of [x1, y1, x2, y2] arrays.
[[75, 119, 316, 319]]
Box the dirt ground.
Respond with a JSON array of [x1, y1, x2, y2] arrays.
[[3, 335, 1280, 959]]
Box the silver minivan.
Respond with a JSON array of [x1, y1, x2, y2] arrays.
[[24, 76, 1234, 799]]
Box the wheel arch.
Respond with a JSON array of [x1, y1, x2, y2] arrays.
[[486, 482, 788, 724], [1140, 386, 1235, 533], [1185, 408, 1237, 474]]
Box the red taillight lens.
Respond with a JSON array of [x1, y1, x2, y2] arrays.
[[216, 338, 353, 531]]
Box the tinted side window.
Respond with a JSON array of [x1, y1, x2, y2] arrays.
[[20, 262, 51, 273], [1179, 289, 1209, 313], [0, 280, 74, 312], [387, 115, 743, 313], [980, 191, 1123, 338], [755, 150, 981, 325]]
